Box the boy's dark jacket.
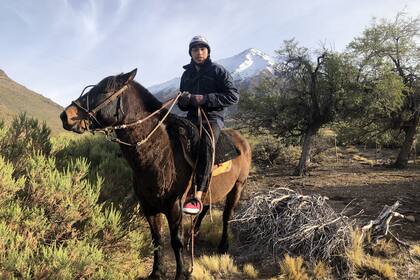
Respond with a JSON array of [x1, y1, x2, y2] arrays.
[[178, 58, 239, 127]]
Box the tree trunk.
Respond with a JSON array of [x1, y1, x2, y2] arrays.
[[394, 113, 419, 168], [294, 124, 320, 176]]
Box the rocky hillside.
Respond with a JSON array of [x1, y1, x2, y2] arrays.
[[0, 69, 64, 133]]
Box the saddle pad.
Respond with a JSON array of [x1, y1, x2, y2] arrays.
[[212, 160, 232, 177]]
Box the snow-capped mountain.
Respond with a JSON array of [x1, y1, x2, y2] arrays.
[[148, 48, 275, 100], [217, 48, 275, 81]]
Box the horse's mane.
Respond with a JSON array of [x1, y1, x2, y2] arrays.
[[131, 81, 163, 112], [100, 75, 163, 113]]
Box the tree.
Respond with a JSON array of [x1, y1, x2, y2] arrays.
[[240, 40, 359, 175], [348, 13, 420, 168]]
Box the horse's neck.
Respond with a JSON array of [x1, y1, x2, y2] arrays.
[[116, 89, 177, 194]]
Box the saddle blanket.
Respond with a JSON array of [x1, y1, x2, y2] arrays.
[[212, 160, 232, 177]]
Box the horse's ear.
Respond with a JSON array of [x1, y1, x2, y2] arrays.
[[127, 68, 137, 82], [118, 68, 137, 85]]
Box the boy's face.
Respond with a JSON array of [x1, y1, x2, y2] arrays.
[[191, 46, 209, 64]]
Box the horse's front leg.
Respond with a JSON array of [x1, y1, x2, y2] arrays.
[[166, 199, 189, 280], [144, 209, 165, 279]]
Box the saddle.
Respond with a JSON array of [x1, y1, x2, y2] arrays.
[[166, 114, 240, 176]]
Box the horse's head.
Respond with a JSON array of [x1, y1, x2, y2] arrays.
[[60, 69, 137, 133]]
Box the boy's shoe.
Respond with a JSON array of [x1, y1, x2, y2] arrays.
[[182, 197, 203, 215]]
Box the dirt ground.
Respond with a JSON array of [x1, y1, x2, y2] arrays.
[[142, 146, 420, 279], [245, 147, 420, 242]]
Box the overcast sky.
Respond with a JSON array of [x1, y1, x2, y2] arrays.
[[1, 0, 419, 106]]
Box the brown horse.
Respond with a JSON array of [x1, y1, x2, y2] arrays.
[[60, 69, 251, 280]]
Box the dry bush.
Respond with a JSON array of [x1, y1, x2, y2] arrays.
[[232, 187, 354, 265], [232, 187, 408, 278]]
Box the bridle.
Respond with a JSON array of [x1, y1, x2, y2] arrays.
[[71, 82, 131, 129], [71, 81, 182, 147]]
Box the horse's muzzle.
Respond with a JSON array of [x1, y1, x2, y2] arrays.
[[60, 109, 87, 134], [60, 110, 71, 130]]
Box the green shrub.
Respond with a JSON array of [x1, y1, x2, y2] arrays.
[[0, 147, 151, 279], [0, 113, 51, 177], [55, 135, 133, 206], [251, 134, 300, 168]]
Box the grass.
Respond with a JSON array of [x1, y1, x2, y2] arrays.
[[346, 228, 396, 280], [193, 209, 233, 247], [279, 255, 310, 280], [411, 245, 420, 259], [371, 239, 399, 257], [243, 263, 259, 279], [352, 154, 375, 165], [346, 229, 365, 267], [192, 254, 239, 280], [312, 261, 331, 279], [362, 256, 396, 280]]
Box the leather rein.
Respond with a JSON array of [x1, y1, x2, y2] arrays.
[[71, 82, 182, 147]]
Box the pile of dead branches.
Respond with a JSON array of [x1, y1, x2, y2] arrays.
[[231, 187, 355, 263]]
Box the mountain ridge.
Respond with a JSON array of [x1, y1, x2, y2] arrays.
[[0, 69, 64, 134]]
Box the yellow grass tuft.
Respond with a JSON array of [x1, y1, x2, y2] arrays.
[[312, 261, 331, 279], [191, 262, 213, 280], [319, 128, 337, 138], [371, 239, 398, 257], [346, 229, 396, 279], [192, 254, 239, 280], [411, 245, 420, 259], [279, 254, 310, 280], [243, 263, 259, 279], [346, 228, 365, 267], [362, 256, 396, 280], [352, 154, 375, 165]]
